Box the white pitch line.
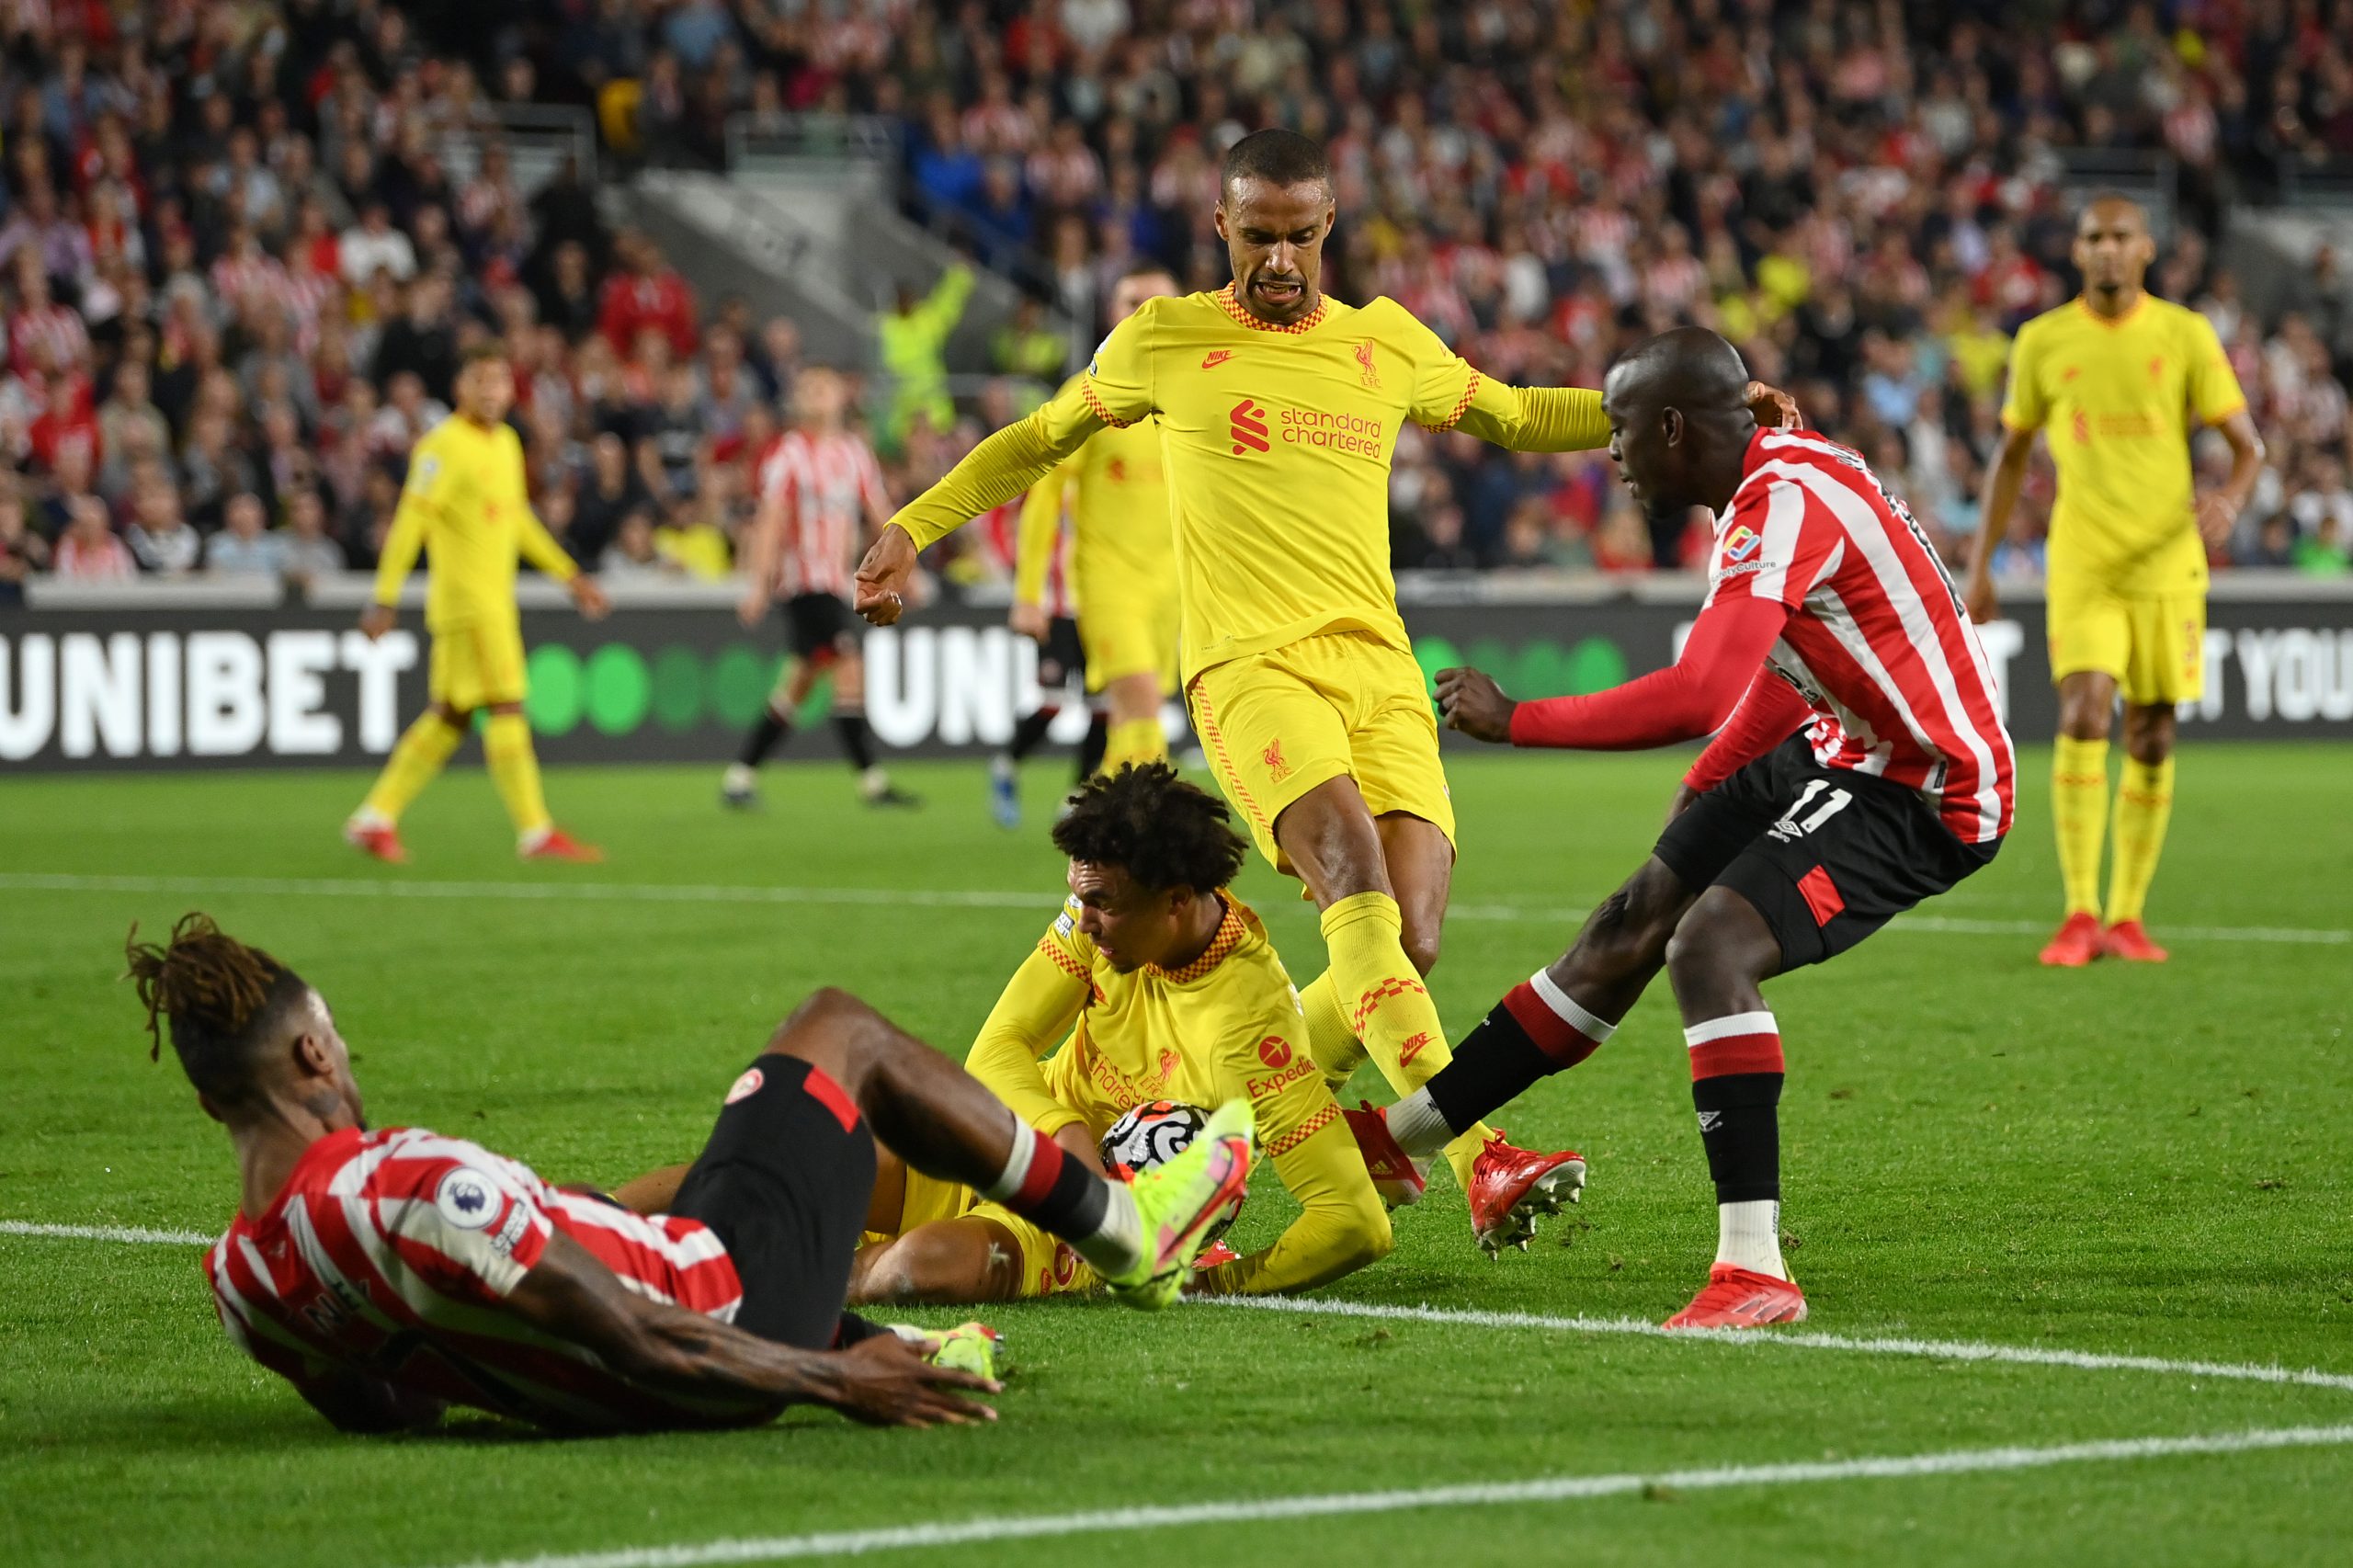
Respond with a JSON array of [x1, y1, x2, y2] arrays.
[[3, 872, 2346, 945], [431, 1424, 2353, 1568], [15, 1218, 2353, 1397], [1209, 1295, 2353, 1394], [0, 1219, 214, 1245]]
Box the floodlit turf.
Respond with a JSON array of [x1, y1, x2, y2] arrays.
[[3, 744, 2350, 1568]]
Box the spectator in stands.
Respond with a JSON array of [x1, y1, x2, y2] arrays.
[[598, 510, 673, 581], [205, 493, 286, 577], [278, 488, 347, 585], [535, 239, 602, 345], [371, 274, 460, 403], [881, 262, 973, 445], [53, 495, 132, 581], [597, 230, 698, 359], [339, 200, 418, 287], [0, 483, 44, 605], [572, 430, 654, 570], [990, 295, 1066, 382], [127, 483, 201, 577]]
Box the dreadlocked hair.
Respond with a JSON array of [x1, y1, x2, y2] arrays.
[[125, 914, 309, 1100], [1051, 762, 1248, 894]]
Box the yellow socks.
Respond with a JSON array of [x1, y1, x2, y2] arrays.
[[2052, 735, 2109, 917], [1298, 970, 1367, 1088], [1318, 891, 1495, 1192], [1100, 715, 1169, 775], [358, 711, 463, 824], [2106, 756, 2175, 926], [483, 712, 551, 840]]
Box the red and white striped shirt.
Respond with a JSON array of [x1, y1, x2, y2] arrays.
[[1708, 429, 2016, 843], [204, 1126, 759, 1434], [974, 493, 1073, 619], [756, 427, 888, 598]]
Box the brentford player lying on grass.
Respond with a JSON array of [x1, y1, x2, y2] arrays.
[[1370, 327, 2015, 1330], [129, 915, 1249, 1435]]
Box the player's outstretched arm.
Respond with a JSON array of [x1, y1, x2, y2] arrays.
[[1442, 595, 1792, 751], [506, 1227, 1000, 1427], [855, 397, 1108, 625]]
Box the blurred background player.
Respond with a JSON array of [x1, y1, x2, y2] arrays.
[[983, 487, 1107, 828], [851, 764, 1391, 1304], [855, 130, 1669, 1249], [1011, 263, 1186, 789], [131, 913, 1254, 1434], [1406, 329, 2013, 1325], [345, 345, 608, 866], [1967, 197, 2264, 967], [728, 367, 917, 810]]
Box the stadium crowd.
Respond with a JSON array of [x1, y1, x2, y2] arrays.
[[2, 0, 2350, 609]]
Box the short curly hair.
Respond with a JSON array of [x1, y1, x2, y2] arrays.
[[1051, 763, 1248, 894]]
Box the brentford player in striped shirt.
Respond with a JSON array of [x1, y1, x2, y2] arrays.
[[129, 915, 1251, 1435], [1377, 329, 2013, 1330], [726, 367, 915, 810]]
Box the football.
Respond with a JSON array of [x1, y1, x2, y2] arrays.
[[1097, 1099, 1211, 1178]]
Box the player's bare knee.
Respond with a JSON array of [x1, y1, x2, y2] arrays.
[[763, 987, 878, 1087], [2123, 706, 2176, 764], [1665, 890, 1779, 999], [1399, 918, 1442, 976]]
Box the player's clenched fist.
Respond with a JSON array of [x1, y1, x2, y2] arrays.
[[1436, 666, 1518, 744], [853, 526, 916, 625]]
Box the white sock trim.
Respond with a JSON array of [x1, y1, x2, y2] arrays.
[[979, 1114, 1034, 1202], [1717, 1199, 1787, 1278], [1684, 1010, 1779, 1048], [1529, 969, 1616, 1040]]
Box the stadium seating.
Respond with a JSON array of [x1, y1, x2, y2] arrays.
[[1, 0, 2347, 608]]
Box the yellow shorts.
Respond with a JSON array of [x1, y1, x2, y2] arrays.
[[2046, 580, 2205, 706], [427, 619, 529, 711], [1079, 586, 1180, 695], [1187, 631, 1454, 876], [858, 1168, 1096, 1300]]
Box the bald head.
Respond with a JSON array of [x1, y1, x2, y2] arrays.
[[2074, 194, 2154, 310], [1601, 328, 1758, 520]]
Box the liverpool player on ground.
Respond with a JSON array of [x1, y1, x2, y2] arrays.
[[345, 345, 608, 865], [853, 764, 1392, 1303], [854, 130, 1782, 1252], [728, 367, 918, 810], [1380, 328, 2013, 1326], [132, 915, 1250, 1434], [1011, 263, 1187, 784], [1965, 196, 2262, 966]]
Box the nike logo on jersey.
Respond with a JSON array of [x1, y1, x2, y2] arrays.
[[1202, 350, 1234, 369]]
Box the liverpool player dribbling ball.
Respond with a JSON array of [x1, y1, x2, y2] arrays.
[[855, 129, 1798, 1254], [1965, 195, 2264, 967], [1376, 328, 2015, 1328], [131, 915, 1251, 1435]]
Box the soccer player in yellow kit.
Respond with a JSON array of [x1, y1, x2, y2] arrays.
[[345, 346, 610, 864], [855, 131, 1802, 1251], [1967, 197, 2264, 966], [1012, 263, 1184, 778], [848, 764, 1389, 1302]]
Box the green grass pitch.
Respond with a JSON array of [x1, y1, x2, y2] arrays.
[[4, 744, 2350, 1567]]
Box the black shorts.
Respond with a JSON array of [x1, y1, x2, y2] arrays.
[[781, 593, 855, 660], [1036, 616, 1085, 691], [1653, 734, 2001, 971], [667, 1054, 877, 1350]]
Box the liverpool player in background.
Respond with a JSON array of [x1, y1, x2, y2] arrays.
[[727, 367, 918, 810], [1012, 263, 1187, 783], [1381, 328, 2014, 1327], [345, 345, 608, 865], [855, 131, 1808, 1253], [130, 915, 1249, 1435], [1965, 196, 2262, 967]]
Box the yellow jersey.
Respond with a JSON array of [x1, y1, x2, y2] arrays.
[[964, 893, 1390, 1297], [1014, 383, 1172, 612], [373, 415, 577, 630], [895, 284, 1608, 682], [1999, 295, 2247, 597]]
